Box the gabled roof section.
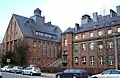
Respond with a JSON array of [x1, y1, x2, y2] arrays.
[[13, 12, 62, 42]]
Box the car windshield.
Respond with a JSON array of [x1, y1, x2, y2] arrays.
[[102, 70, 111, 74]]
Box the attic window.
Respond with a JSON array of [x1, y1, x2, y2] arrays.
[[36, 32, 39, 35]]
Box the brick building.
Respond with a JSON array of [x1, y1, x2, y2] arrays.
[[2, 8, 62, 67], [62, 5, 120, 70]]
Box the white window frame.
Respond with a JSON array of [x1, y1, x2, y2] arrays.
[[90, 56, 94, 65], [74, 57, 78, 63], [100, 56, 104, 65], [107, 41, 113, 48], [75, 35, 78, 39], [82, 33, 85, 39], [81, 43, 86, 51], [98, 30, 103, 36], [118, 27, 120, 32], [90, 41, 94, 50], [64, 39, 67, 46], [107, 29, 112, 34], [90, 32, 94, 37], [82, 56, 86, 64]]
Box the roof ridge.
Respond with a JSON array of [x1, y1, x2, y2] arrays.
[[13, 13, 29, 19]]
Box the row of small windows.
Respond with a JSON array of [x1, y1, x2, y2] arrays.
[[74, 55, 115, 66], [74, 27, 120, 39], [73, 38, 120, 52], [35, 31, 57, 39]]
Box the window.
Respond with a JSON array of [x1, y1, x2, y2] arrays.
[[69, 69, 75, 73], [42, 45, 46, 56], [90, 32, 94, 38], [90, 56, 94, 65], [64, 39, 67, 46], [74, 44, 78, 52], [64, 69, 69, 72], [90, 41, 94, 50], [74, 57, 78, 64], [74, 35, 78, 39], [82, 33, 85, 39], [108, 56, 114, 65], [118, 38, 120, 48], [108, 29, 112, 34], [117, 27, 120, 32], [98, 30, 103, 36], [107, 41, 113, 48], [52, 35, 57, 39], [98, 41, 103, 49], [33, 41, 36, 48], [39, 32, 44, 36], [81, 43, 86, 51], [102, 70, 111, 74], [36, 31, 39, 35], [82, 56, 86, 64], [38, 41, 41, 48], [99, 55, 104, 65]]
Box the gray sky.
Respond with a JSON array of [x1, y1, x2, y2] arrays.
[[0, 0, 120, 41]]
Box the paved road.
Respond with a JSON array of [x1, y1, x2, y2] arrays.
[[1, 72, 55, 78]]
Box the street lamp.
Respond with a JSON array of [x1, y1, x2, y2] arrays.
[[113, 33, 118, 69]]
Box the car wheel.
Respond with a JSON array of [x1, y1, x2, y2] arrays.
[[30, 72, 33, 76], [22, 72, 24, 75], [57, 75, 60, 78], [73, 76, 77, 78]]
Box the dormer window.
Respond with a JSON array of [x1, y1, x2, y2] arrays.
[[98, 30, 103, 36], [39, 32, 44, 36], [35, 31, 39, 35]]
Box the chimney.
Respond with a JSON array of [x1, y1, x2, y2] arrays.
[[116, 5, 120, 16], [110, 9, 117, 17], [75, 23, 79, 31], [93, 12, 98, 22], [81, 14, 91, 25]]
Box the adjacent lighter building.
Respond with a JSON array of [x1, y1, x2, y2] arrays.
[[62, 5, 120, 71], [2, 8, 62, 67]]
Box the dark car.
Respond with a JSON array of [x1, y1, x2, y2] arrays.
[[56, 68, 88, 78]]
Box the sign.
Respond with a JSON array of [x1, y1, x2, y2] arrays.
[[6, 59, 10, 63]]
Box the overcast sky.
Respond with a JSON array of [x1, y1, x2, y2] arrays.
[[0, 0, 120, 42]]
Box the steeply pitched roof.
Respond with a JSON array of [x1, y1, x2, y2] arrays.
[[64, 14, 120, 34], [13, 14, 62, 42]]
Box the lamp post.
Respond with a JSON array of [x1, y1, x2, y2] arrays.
[[113, 33, 118, 69]]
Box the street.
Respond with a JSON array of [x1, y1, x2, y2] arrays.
[[1, 72, 55, 78]]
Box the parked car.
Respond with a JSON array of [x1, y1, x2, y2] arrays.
[[91, 69, 120, 78], [1, 65, 13, 72], [55, 68, 88, 78], [11, 66, 23, 73], [0, 72, 2, 78], [21, 67, 41, 76]]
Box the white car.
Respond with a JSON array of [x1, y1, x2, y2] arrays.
[[22, 67, 41, 76], [91, 69, 120, 78], [0, 72, 2, 78], [1, 65, 13, 72]]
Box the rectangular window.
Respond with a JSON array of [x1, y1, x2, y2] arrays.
[[82, 33, 85, 39], [81, 43, 86, 51], [74, 44, 78, 52], [90, 32, 94, 38], [90, 56, 94, 65], [38, 41, 41, 48], [108, 29, 112, 34], [99, 56, 104, 65], [98, 41, 103, 49], [64, 39, 67, 46], [107, 41, 113, 48], [90, 41, 94, 50], [108, 56, 114, 65], [117, 27, 120, 32], [118, 38, 120, 48], [39, 32, 44, 36], [82, 56, 86, 64], [36, 31, 39, 35], [33, 41, 36, 48], [42, 45, 46, 56], [74, 57, 78, 64]]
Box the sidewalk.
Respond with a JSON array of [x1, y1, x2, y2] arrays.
[[42, 73, 55, 78]]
